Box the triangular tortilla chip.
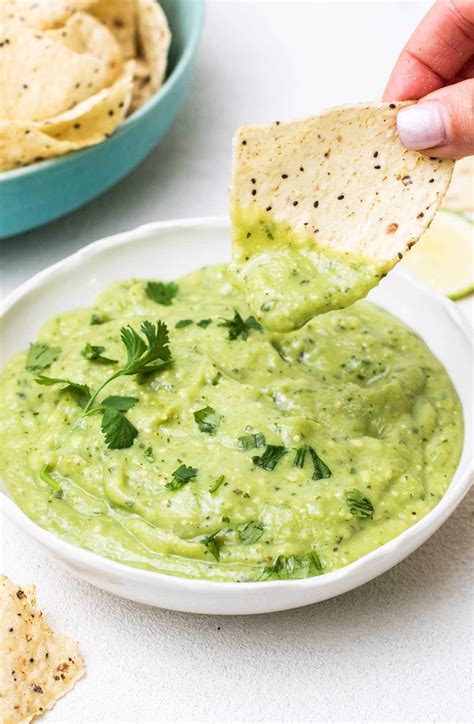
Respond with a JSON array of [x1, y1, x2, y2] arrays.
[[1, 0, 95, 30], [0, 63, 133, 171], [1, 12, 123, 122], [230, 102, 454, 331], [136, 0, 171, 95], [90, 0, 137, 60], [0, 574, 84, 723]]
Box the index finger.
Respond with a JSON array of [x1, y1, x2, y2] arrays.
[[383, 0, 474, 100]]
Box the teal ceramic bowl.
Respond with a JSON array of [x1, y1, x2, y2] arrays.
[[0, 0, 204, 239]]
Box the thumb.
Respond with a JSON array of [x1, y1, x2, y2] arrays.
[[395, 79, 474, 159]]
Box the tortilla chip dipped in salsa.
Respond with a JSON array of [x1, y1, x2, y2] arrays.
[[229, 103, 453, 332]]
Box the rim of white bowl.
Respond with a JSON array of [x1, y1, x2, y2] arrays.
[[1, 216, 473, 595], [0, 0, 205, 180]]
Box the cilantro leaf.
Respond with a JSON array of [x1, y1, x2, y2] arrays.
[[345, 489, 374, 519], [202, 530, 222, 560], [100, 407, 138, 450], [90, 314, 106, 325], [193, 406, 222, 435], [35, 376, 91, 408], [219, 311, 263, 340], [252, 445, 288, 471], [81, 343, 118, 365], [209, 474, 225, 493], [238, 520, 264, 544], [165, 464, 198, 490], [120, 320, 171, 375], [145, 281, 178, 306], [144, 446, 155, 462], [293, 445, 331, 480], [175, 319, 193, 329], [259, 552, 323, 581], [197, 319, 212, 328], [34, 319, 171, 451], [26, 343, 61, 373], [101, 395, 138, 412], [238, 432, 266, 451]]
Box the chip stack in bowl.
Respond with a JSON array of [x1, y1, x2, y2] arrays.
[[0, 0, 171, 171]]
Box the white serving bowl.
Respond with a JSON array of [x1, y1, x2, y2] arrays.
[[1, 218, 472, 614]]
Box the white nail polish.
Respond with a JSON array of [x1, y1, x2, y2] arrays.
[[397, 102, 448, 150]]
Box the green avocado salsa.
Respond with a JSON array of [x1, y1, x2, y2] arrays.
[[0, 265, 463, 582], [229, 205, 389, 333]]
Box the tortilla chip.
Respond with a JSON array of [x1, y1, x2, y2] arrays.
[[230, 102, 453, 330], [1, 1, 96, 30], [90, 0, 137, 60], [0, 63, 134, 171], [129, 58, 153, 113], [0, 574, 84, 723], [443, 156, 473, 212], [136, 0, 171, 95], [1, 12, 123, 122]]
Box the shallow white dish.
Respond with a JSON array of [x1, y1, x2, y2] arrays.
[[1, 217, 472, 614]]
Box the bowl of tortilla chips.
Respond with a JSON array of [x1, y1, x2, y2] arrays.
[[0, 0, 204, 238]]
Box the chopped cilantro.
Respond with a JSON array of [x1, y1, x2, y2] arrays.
[[238, 520, 264, 544], [90, 314, 106, 325], [25, 343, 61, 373], [219, 311, 263, 340], [209, 474, 225, 493], [81, 343, 117, 365], [193, 406, 222, 435], [35, 376, 91, 408], [166, 464, 198, 490], [35, 320, 171, 450], [145, 281, 178, 306], [252, 445, 288, 471], [197, 319, 212, 328], [144, 446, 155, 462], [101, 396, 138, 412], [293, 445, 331, 480], [175, 319, 193, 329], [101, 407, 138, 449], [238, 432, 266, 451], [259, 552, 323, 581], [345, 489, 374, 519], [202, 530, 222, 560]]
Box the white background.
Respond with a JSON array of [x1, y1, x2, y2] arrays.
[[1, 2, 472, 722]]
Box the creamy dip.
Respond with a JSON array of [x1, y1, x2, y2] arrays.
[[229, 205, 387, 333], [0, 265, 463, 582]]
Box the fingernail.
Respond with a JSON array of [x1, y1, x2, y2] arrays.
[[397, 102, 449, 150]]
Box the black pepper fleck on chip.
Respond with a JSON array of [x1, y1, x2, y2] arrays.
[[374, 165, 381, 169], [281, 173, 288, 179], [313, 200, 319, 208], [293, 200, 298, 206], [337, 194, 344, 200], [251, 189, 256, 196], [373, 151, 379, 158], [389, 103, 396, 108]]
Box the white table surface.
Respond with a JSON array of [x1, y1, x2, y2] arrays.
[[1, 2, 472, 722]]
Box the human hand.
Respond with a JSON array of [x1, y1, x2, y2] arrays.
[[384, 0, 474, 159]]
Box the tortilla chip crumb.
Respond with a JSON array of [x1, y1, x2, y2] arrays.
[[0, 574, 84, 723]]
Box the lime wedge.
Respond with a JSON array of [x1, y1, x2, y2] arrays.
[[401, 209, 473, 300]]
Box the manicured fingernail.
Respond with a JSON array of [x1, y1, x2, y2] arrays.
[[397, 102, 448, 150]]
